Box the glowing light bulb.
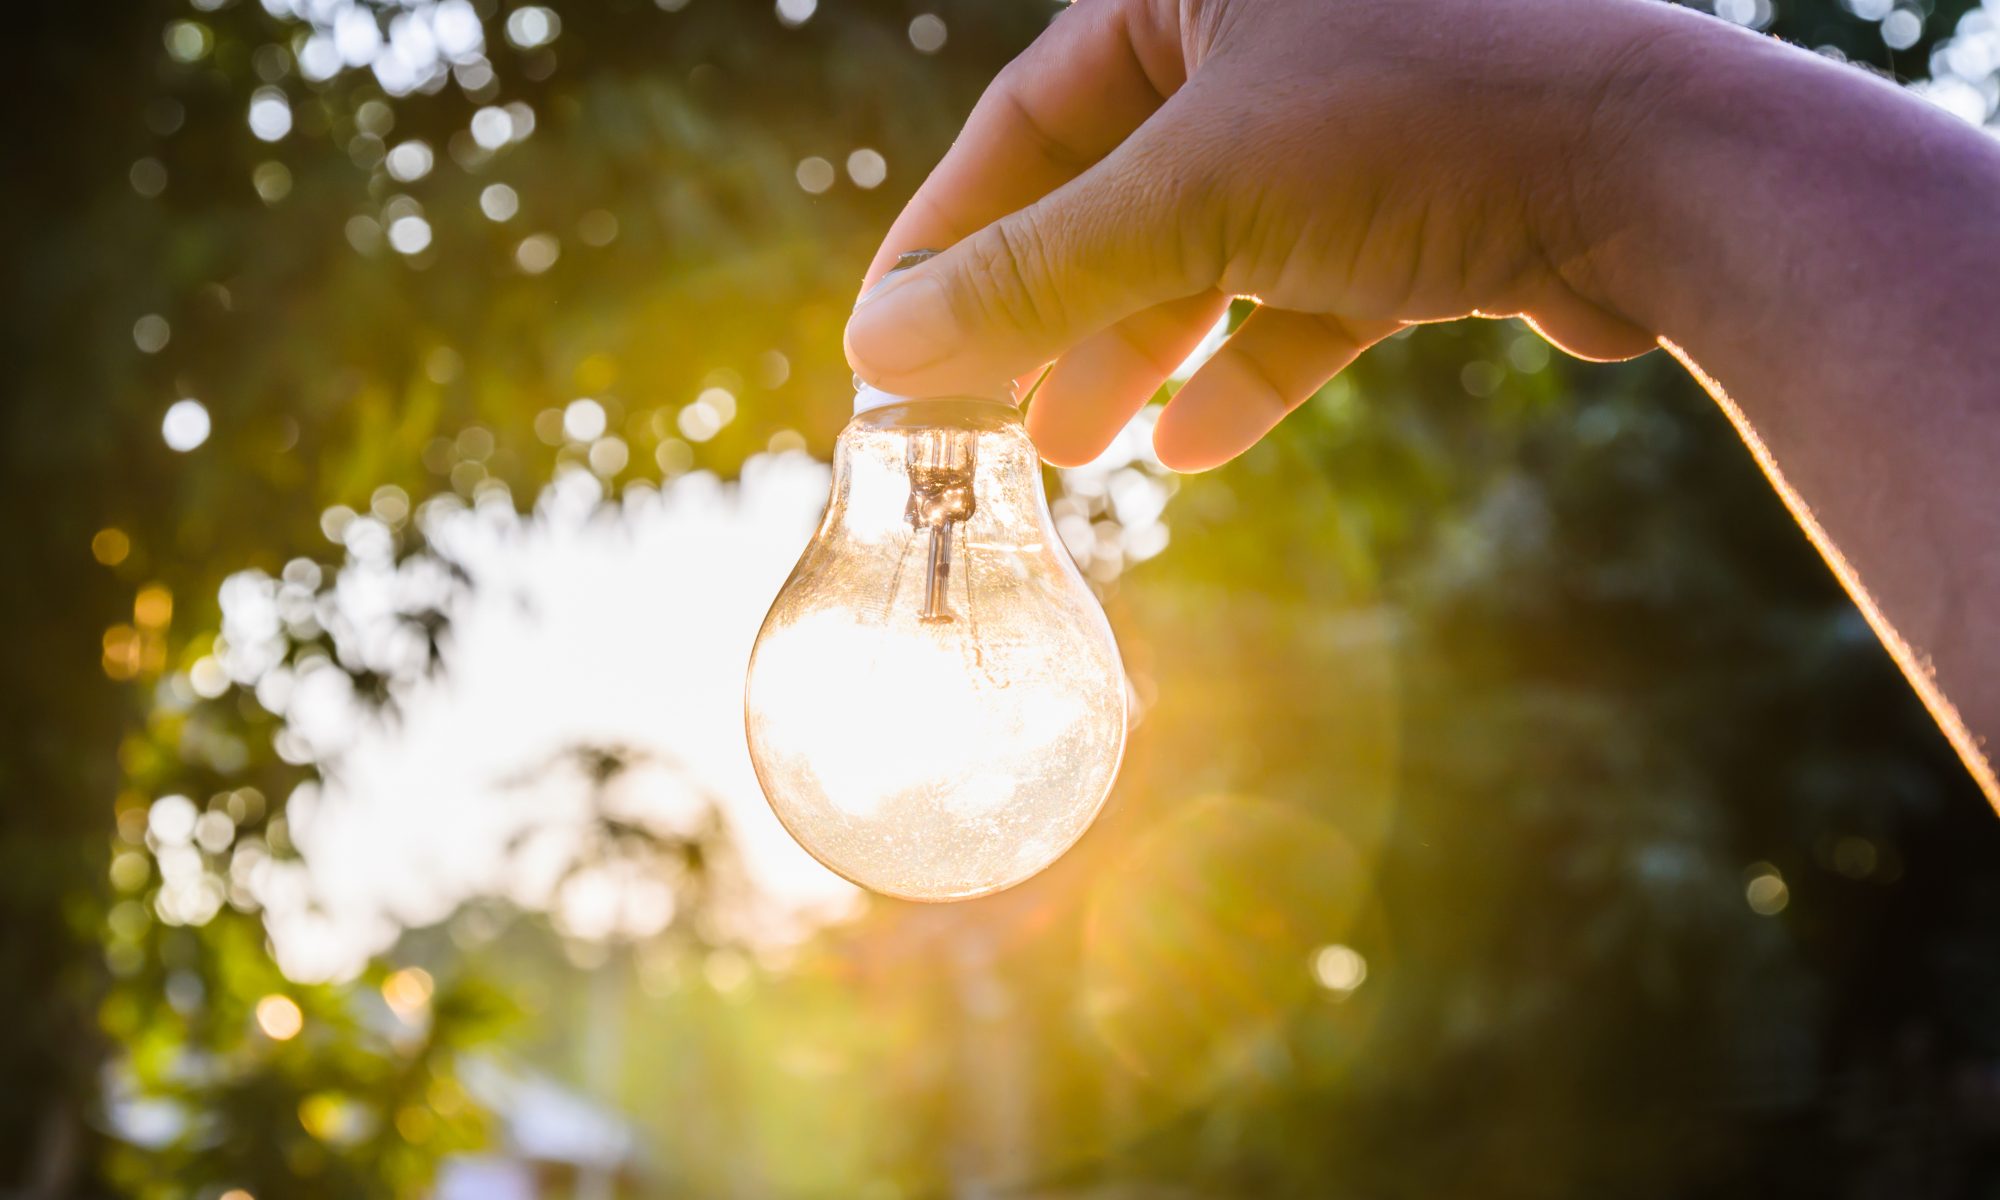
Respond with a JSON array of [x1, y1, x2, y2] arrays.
[[745, 396, 1127, 901]]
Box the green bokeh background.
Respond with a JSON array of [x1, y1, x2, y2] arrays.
[[5, 0, 1998, 1195]]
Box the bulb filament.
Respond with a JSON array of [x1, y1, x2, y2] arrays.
[[904, 429, 977, 623]]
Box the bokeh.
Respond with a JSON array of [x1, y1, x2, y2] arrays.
[[5, 0, 2000, 1195]]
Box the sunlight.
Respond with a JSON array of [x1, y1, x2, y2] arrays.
[[253, 454, 860, 982], [749, 606, 1087, 821]]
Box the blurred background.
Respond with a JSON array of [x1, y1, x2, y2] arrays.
[[5, 0, 2000, 1195]]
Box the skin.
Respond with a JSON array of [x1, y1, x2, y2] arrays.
[[841, 0, 2000, 806]]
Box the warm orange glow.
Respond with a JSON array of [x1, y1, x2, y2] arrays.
[[91, 527, 130, 566], [133, 583, 173, 630], [750, 609, 1090, 822], [380, 967, 434, 1022], [744, 402, 1127, 901], [254, 993, 303, 1041], [101, 625, 141, 680]]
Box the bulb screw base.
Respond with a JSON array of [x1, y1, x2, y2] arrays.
[[850, 249, 1021, 414]]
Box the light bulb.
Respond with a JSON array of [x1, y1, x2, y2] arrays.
[[745, 396, 1127, 901]]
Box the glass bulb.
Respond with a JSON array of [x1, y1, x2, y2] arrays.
[[745, 398, 1127, 901]]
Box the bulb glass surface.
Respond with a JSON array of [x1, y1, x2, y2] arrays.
[[745, 400, 1126, 901]]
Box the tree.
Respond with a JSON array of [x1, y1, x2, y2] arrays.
[[2, 0, 1994, 1193]]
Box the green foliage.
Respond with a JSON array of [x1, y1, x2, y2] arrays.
[[3, 0, 1996, 1195]]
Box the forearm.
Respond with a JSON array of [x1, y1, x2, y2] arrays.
[[842, 0, 2000, 807], [1580, 8, 2000, 800]]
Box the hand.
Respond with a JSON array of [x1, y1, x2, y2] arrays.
[[843, 0, 1690, 469], [850, 0, 2000, 804]]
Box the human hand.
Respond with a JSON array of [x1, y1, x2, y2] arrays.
[[843, 0, 1697, 469]]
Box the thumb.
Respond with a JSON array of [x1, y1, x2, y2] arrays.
[[844, 116, 1216, 398]]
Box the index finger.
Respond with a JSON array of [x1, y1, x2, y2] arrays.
[[859, 0, 1186, 294]]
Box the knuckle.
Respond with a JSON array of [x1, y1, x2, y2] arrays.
[[992, 81, 1094, 176], [1122, 104, 1236, 291]]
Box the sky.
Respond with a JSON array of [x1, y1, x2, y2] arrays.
[[227, 408, 1179, 982], [238, 453, 865, 981]]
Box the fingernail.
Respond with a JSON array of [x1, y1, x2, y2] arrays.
[[844, 274, 960, 378], [852, 273, 895, 310], [853, 249, 945, 310]]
